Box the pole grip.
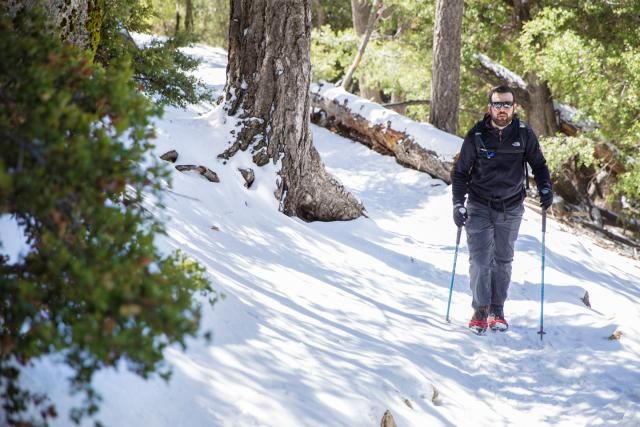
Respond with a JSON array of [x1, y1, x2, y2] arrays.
[[542, 209, 547, 233], [455, 226, 462, 245]]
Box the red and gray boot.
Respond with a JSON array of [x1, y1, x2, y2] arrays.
[[468, 306, 489, 335], [488, 305, 509, 332]]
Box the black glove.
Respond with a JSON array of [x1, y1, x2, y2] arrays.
[[539, 184, 553, 210], [453, 203, 467, 227]]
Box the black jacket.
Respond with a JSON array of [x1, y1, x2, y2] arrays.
[[452, 114, 551, 209]]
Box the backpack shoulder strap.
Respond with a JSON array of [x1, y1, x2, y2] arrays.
[[472, 122, 486, 155], [519, 121, 530, 190], [518, 121, 528, 149]]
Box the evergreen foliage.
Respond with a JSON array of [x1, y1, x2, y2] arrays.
[[96, 0, 212, 107], [517, 3, 640, 213], [0, 7, 216, 426]]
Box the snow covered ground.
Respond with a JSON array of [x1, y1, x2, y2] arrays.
[[7, 44, 640, 427]]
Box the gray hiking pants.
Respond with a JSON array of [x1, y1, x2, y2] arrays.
[[466, 199, 524, 309]]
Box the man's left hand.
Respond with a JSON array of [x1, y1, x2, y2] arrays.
[[539, 185, 553, 210]]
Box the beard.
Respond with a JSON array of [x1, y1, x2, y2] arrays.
[[491, 111, 513, 128]]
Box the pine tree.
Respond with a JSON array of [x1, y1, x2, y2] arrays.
[[0, 7, 217, 426]]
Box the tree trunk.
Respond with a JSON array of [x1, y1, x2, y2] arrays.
[[351, 0, 371, 35], [222, 0, 364, 222], [430, 0, 464, 135], [175, 1, 181, 35], [185, 0, 194, 33], [311, 0, 325, 28], [525, 73, 559, 137], [511, 0, 532, 31], [7, 0, 102, 55], [349, 0, 381, 102], [387, 89, 407, 115]]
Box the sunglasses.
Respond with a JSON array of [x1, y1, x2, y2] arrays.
[[490, 101, 514, 109]]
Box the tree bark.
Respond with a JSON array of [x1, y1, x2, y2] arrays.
[[222, 0, 364, 222], [7, 0, 103, 54], [351, 0, 371, 35], [511, 0, 532, 31], [430, 0, 464, 135], [311, 0, 325, 28], [387, 89, 407, 115], [185, 0, 194, 33], [175, 5, 181, 36], [525, 73, 559, 137]]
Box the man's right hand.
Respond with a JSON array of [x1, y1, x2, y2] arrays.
[[453, 203, 467, 228]]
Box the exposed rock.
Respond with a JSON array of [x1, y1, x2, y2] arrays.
[[175, 165, 219, 183], [252, 150, 270, 167], [581, 291, 591, 308], [380, 410, 397, 427], [160, 150, 179, 163], [238, 168, 255, 188], [432, 384, 442, 405], [608, 330, 623, 340]]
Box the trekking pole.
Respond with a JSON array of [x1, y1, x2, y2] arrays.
[[537, 209, 547, 340], [446, 226, 463, 323]]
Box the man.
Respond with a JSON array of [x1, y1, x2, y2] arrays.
[[451, 85, 553, 334]]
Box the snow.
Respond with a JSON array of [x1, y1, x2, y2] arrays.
[[0, 214, 29, 263], [553, 100, 598, 132], [5, 44, 640, 427]]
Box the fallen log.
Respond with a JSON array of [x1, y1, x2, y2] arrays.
[[310, 82, 461, 184]]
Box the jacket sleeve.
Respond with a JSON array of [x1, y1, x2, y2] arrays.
[[451, 131, 476, 205], [524, 127, 552, 190]]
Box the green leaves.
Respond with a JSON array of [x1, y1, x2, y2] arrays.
[[95, 0, 212, 108], [0, 7, 216, 426], [517, 4, 640, 215]]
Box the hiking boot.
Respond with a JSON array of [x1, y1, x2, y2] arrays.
[[468, 306, 489, 335], [489, 305, 509, 331]]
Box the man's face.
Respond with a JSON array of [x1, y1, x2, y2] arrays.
[[488, 92, 516, 128]]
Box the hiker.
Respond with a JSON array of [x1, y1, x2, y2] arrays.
[[451, 85, 553, 333]]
